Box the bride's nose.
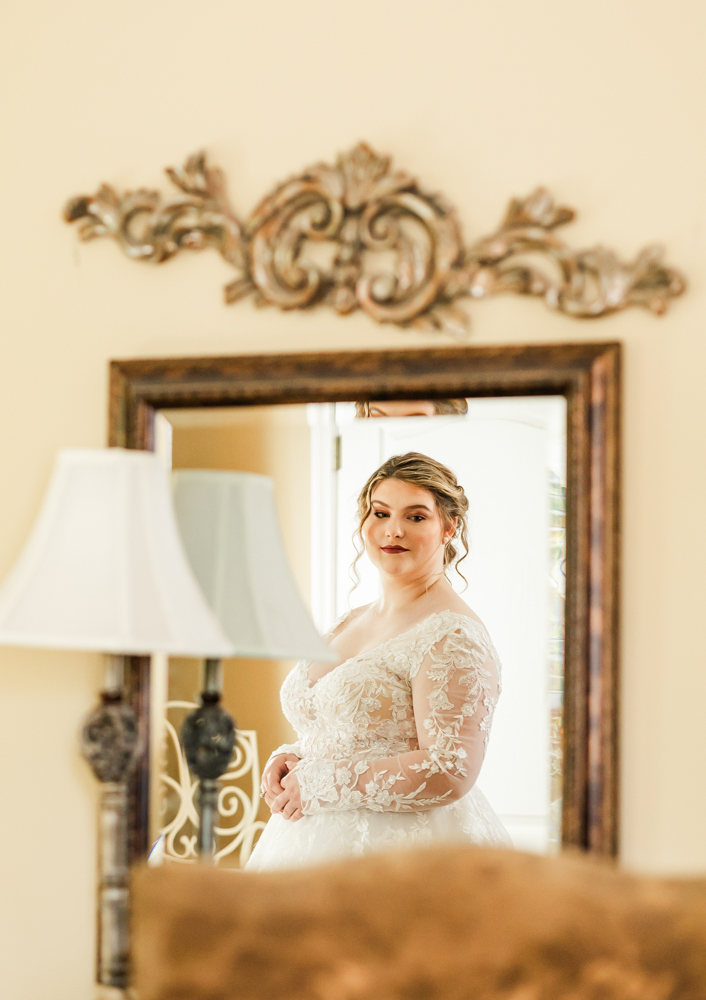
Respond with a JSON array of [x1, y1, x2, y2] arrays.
[[386, 518, 404, 538]]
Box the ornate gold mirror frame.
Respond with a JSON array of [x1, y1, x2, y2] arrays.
[[109, 341, 620, 861], [68, 145, 684, 338]]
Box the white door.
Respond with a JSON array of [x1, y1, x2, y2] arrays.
[[312, 397, 566, 853]]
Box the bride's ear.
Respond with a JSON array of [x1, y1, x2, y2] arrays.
[[444, 516, 458, 543]]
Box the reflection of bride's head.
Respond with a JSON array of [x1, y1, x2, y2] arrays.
[[352, 452, 469, 588], [355, 399, 468, 418]]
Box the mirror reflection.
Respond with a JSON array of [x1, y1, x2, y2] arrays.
[[152, 395, 566, 867]]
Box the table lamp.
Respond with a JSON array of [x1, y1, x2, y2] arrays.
[[0, 448, 234, 991], [171, 469, 336, 857]]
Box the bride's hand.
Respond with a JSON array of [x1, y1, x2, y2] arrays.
[[261, 753, 300, 810], [270, 766, 303, 822]]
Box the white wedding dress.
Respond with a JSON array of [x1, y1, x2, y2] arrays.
[[245, 610, 511, 871]]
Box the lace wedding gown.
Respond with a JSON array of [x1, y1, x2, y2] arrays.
[[245, 610, 511, 871]]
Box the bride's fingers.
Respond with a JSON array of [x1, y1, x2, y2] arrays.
[[281, 799, 299, 820], [262, 757, 288, 792], [263, 768, 286, 795], [264, 758, 302, 817], [262, 766, 278, 787], [263, 777, 281, 797], [271, 767, 289, 791], [270, 790, 291, 814]]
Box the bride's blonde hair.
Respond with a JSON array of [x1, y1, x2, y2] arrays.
[[351, 452, 470, 590]]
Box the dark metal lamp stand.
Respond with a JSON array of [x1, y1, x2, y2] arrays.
[[181, 658, 236, 858], [80, 655, 140, 990]]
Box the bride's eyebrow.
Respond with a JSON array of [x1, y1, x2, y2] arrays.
[[371, 500, 433, 513]]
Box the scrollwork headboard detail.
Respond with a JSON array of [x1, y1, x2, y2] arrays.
[[65, 144, 685, 337]]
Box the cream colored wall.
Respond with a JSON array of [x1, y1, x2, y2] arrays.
[[1, 1, 705, 996]]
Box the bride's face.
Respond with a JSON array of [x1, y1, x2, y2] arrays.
[[362, 478, 455, 578]]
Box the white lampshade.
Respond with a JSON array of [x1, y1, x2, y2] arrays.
[[0, 449, 235, 657], [172, 470, 336, 662]]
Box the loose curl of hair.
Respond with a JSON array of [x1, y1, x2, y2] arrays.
[[350, 452, 470, 593]]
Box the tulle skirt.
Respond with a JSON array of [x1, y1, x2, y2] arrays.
[[245, 785, 512, 872]]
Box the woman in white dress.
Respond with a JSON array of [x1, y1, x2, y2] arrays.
[[246, 452, 510, 871]]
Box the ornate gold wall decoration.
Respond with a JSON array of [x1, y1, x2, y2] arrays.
[[64, 145, 685, 337]]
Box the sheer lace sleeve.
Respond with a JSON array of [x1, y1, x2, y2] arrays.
[[295, 625, 499, 814]]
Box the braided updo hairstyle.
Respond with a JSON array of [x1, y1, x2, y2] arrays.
[[351, 452, 470, 590]]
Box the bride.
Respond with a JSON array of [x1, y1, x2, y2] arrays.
[[245, 452, 510, 871]]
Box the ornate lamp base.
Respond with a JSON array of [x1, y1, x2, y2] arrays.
[[180, 658, 236, 857], [81, 657, 140, 990]]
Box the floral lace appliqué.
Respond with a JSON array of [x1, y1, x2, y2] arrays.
[[269, 611, 502, 818]]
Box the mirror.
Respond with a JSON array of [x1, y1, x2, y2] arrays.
[[109, 342, 620, 862], [152, 394, 567, 862]]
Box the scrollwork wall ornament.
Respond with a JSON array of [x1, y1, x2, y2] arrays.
[[65, 144, 685, 337]]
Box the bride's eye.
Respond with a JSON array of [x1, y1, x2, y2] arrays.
[[409, 515, 425, 522], [373, 511, 389, 518]]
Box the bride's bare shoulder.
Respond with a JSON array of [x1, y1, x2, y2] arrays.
[[435, 593, 487, 631], [329, 603, 371, 640]]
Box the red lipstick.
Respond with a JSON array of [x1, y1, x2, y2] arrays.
[[381, 545, 408, 553]]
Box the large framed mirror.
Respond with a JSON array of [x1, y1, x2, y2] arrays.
[[109, 342, 620, 861]]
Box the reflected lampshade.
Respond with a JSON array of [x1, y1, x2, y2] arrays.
[[171, 469, 335, 662], [0, 449, 234, 657]]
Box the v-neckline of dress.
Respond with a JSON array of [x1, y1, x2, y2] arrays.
[[305, 609, 479, 690]]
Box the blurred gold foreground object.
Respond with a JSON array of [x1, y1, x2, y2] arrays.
[[133, 844, 706, 1000]]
